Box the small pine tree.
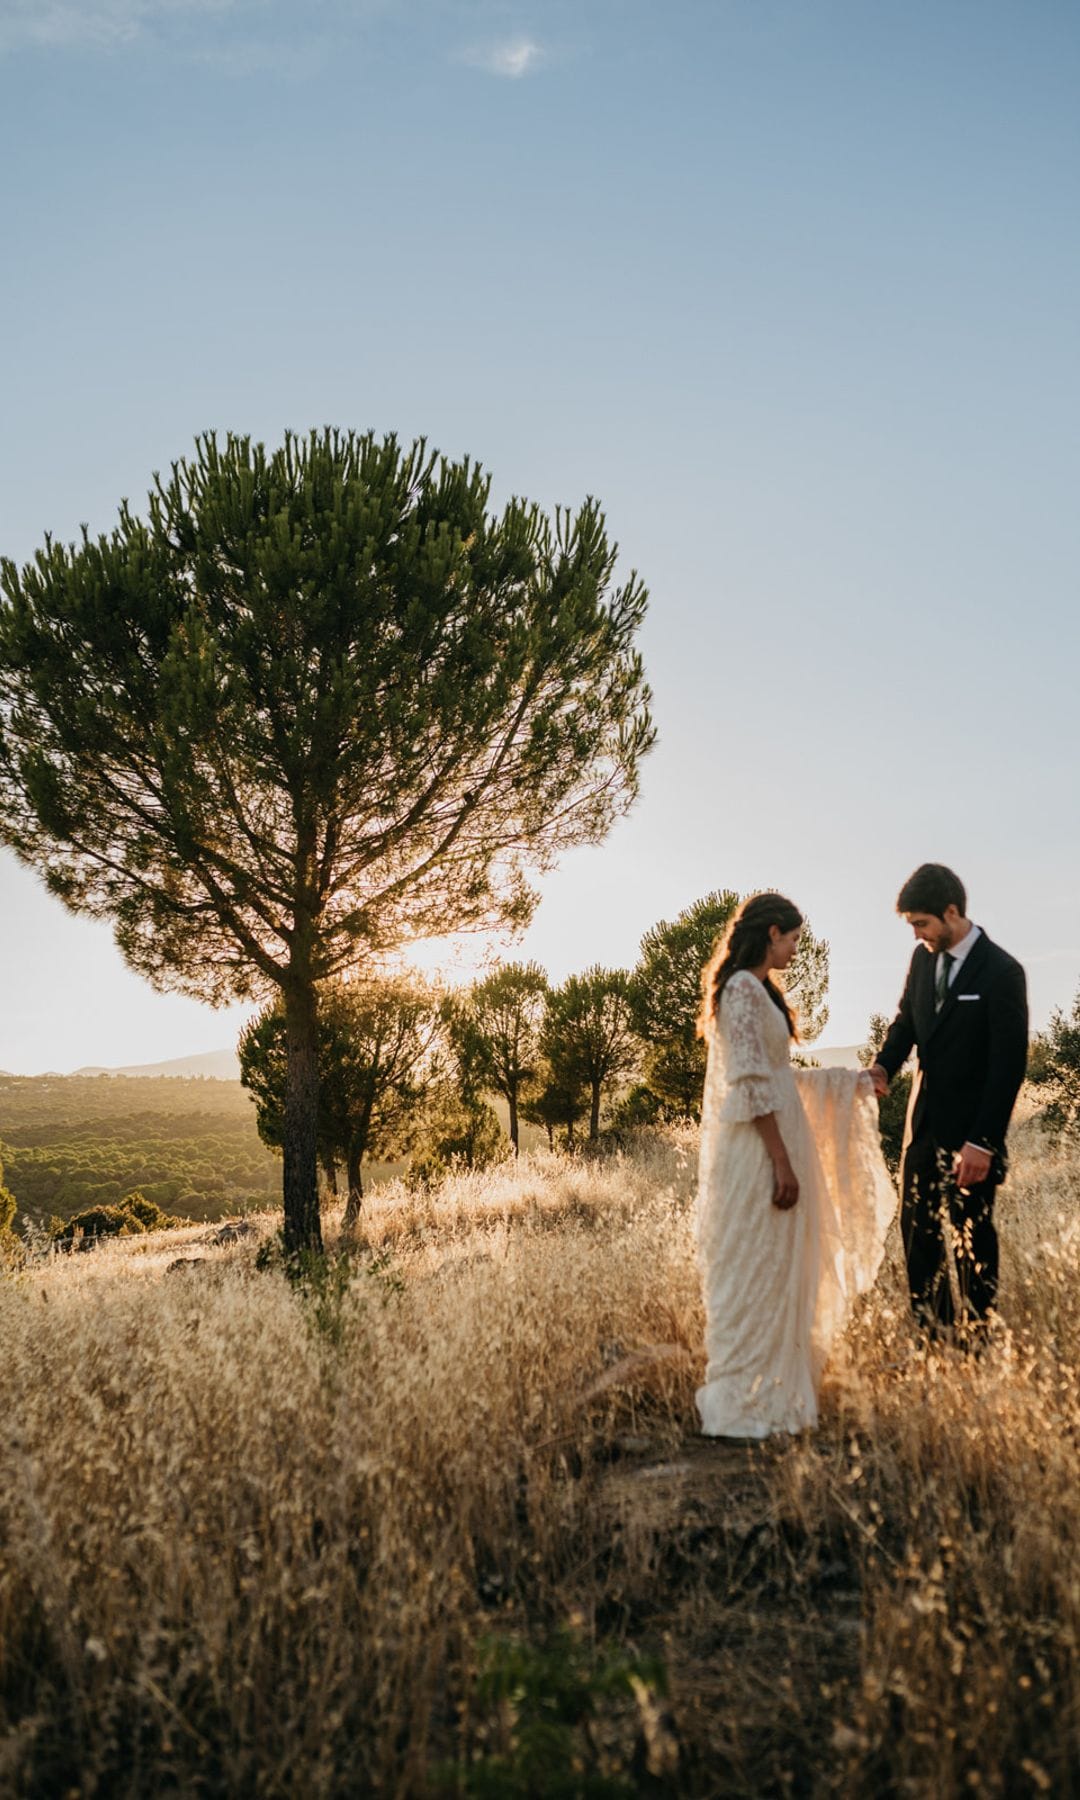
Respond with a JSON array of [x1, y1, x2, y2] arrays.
[[542, 969, 639, 1141], [520, 1063, 589, 1149], [466, 963, 549, 1153], [239, 974, 441, 1227], [409, 992, 508, 1183]]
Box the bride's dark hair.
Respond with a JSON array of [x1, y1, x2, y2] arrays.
[[697, 892, 803, 1040]]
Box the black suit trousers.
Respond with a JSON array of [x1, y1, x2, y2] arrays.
[[901, 1131, 999, 1330]]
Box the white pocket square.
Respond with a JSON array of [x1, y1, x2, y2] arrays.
[[957, 993, 980, 1001]]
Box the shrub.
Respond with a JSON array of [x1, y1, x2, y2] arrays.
[[436, 1630, 671, 1797], [254, 1234, 405, 1347], [863, 1069, 912, 1174], [119, 1190, 172, 1230], [52, 1205, 138, 1246], [861, 1013, 913, 1173], [0, 1169, 17, 1263], [51, 1190, 182, 1246], [0, 1158, 16, 1238], [607, 1083, 668, 1131], [1027, 987, 1080, 1135]]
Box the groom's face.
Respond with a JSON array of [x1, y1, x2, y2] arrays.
[[904, 906, 960, 953]]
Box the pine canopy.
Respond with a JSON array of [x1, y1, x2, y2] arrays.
[[0, 429, 654, 1003]]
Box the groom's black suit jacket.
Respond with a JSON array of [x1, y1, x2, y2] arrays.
[[875, 929, 1028, 1181]]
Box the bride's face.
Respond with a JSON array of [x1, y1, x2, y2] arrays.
[[769, 926, 802, 970]]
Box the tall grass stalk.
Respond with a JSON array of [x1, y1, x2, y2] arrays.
[[0, 1121, 1077, 1794]]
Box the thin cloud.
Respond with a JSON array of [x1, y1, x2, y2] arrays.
[[461, 35, 545, 79], [0, 0, 239, 53]]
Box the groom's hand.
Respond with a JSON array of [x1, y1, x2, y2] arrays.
[[868, 1062, 889, 1098], [955, 1142, 993, 1189]]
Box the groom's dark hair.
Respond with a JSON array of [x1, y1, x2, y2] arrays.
[[896, 863, 966, 919]]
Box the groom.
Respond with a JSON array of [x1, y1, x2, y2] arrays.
[[869, 864, 1028, 1338]]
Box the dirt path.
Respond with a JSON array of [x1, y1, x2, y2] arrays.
[[593, 1435, 864, 1796]]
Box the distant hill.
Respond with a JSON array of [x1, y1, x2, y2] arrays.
[[73, 1048, 240, 1081], [803, 1044, 862, 1069], [51, 1038, 869, 1083]]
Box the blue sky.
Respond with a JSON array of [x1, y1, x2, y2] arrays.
[[1, 0, 1078, 1072]]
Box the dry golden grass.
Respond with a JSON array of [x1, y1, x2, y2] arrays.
[[0, 1114, 1078, 1795]]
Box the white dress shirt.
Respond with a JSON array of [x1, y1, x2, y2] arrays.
[[937, 923, 981, 992], [937, 925, 990, 1166]]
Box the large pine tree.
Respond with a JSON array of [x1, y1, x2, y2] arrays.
[[0, 430, 654, 1251]]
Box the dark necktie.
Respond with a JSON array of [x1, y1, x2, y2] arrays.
[[936, 950, 955, 1011]]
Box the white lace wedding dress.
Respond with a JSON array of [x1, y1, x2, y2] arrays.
[[695, 970, 896, 1438]]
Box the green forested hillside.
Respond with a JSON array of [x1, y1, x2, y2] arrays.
[[0, 1075, 279, 1229]]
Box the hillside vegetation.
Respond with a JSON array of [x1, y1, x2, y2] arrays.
[[0, 1074, 279, 1228], [0, 1071, 537, 1236], [0, 1105, 1077, 1795]]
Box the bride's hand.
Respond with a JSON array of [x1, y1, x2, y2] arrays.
[[771, 1155, 799, 1210]]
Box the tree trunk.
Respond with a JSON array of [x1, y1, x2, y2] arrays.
[[509, 1085, 520, 1155], [342, 1137, 364, 1232], [320, 1153, 339, 1198], [343, 1095, 375, 1231], [282, 976, 323, 1257], [590, 1079, 601, 1141]]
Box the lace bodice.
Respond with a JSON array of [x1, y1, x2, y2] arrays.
[[711, 969, 792, 1123]]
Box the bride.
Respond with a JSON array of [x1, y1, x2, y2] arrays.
[[695, 893, 896, 1439]]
